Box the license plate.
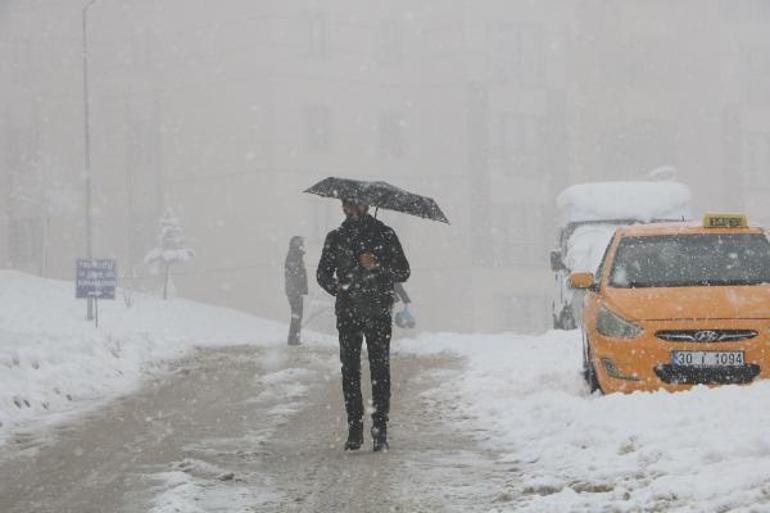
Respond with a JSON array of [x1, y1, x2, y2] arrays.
[[671, 351, 745, 367]]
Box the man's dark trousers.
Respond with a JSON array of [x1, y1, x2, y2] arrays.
[[338, 313, 392, 429]]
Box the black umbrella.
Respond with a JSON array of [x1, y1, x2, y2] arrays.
[[304, 177, 450, 224]]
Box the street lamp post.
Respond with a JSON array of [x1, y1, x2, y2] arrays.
[[82, 0, 98, 320]]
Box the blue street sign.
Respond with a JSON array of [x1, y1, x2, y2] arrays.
[[76, 258, 117, 300]]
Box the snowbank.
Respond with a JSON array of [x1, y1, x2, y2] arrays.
[[557, 181, 692, 226], [397, 331, 770, 513], [0, 271, 306, 443]]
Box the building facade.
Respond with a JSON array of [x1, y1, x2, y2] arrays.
[[1, 1, 769, 333]]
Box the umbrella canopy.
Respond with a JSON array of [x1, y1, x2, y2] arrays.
[[304, 177, 450, 224]]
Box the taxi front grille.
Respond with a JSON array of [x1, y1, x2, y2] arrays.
[[656, 330, 758, 343]]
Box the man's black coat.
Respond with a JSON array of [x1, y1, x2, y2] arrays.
[[317, 214, 410, 320]]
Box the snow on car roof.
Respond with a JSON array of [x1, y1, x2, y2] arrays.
[[556, 181, 692, 226]]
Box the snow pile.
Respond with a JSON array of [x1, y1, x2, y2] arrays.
[[0, 270, 295, 443], [149, 461, 277, 513], [557, 181, 692, 226], [398, 331, 770, 513]]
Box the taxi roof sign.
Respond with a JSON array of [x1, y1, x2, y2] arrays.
[[703, 213, 749, 229]]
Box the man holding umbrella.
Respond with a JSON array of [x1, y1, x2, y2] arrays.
[[308, 177, 448, 452], [316, 199, 410, 452]]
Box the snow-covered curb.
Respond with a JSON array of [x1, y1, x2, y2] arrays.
[[0, 271, 330, 444], [396, 331, 770, 513]]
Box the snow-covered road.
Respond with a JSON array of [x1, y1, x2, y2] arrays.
[[4, 272, 770, 512], [5, 333, 770, 513], [0, 345, 503, 513]]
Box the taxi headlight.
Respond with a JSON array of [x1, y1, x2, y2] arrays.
[[596, 306, 643, 339]]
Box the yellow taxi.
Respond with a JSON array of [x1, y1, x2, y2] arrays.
[[569, 213, 770, 394]]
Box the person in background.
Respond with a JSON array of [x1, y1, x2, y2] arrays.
[[317, 199, 410, 452], [284, 236, 308, 346]]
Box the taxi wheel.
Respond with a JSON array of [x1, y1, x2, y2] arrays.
[[582, 340, 601, 394]]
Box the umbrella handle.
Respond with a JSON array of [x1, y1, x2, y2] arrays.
[[374, 206, 379, 219]]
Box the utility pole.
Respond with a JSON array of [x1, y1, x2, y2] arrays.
[[82, 0, 99, 320]]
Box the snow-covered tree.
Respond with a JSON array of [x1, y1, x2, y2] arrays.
[[144, 208, 194, 300]]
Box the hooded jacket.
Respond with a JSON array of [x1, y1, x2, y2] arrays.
[[285, 236, 308, 297]]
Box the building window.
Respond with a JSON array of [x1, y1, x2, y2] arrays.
[[744, 49, 770, 104], [304, 104, 332, 152], [489, 203, 544, 267], [309, 201, 335, 244], [307, 14, 329, 58], [603, 119, 677, 179], [743, 132, 770, 189], [495, 114, 543, 176], [374, 20, 404, 65], [379, 111, 407, 158], [490, 23, 543, 86], [127, 107, 160, 168], [719, 0, 770, 20], [10, 218, 42, 265], [500, 293, 549, 333]]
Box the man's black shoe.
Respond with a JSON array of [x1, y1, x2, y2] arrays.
[[344, 422, 364, 451], [371, 424, 388, 452]]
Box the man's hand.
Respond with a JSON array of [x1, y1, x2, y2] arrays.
[[358, 252, 379, 270]]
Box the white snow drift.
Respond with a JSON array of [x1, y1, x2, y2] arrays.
[[398, 332, 770, 513], [0, 270, 293, 443]]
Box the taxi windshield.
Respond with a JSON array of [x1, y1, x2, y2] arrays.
[[609, 233, 770, 288]]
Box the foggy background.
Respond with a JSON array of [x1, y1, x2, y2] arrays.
[[1, 0, 769, 334]]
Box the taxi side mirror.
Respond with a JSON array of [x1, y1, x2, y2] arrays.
[[568, 272, 595, 290]]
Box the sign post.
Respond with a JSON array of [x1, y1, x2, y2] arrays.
[[76, 258, 117, 327]]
